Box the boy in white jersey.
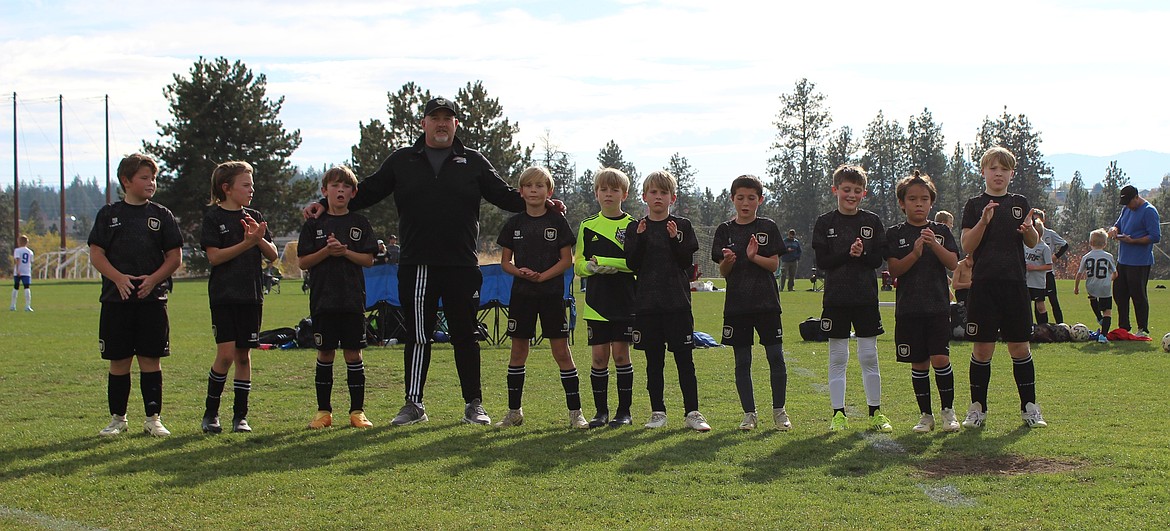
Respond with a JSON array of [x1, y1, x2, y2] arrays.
[[1074, 229, 1118, 342], [11, 235, 33, 311]]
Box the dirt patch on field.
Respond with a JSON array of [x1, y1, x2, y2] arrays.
[[916, 455, 1086, 478]]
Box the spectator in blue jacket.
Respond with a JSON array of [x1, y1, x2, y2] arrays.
[[778, 229, 803, 292], [1107, 185, 1161, 337]]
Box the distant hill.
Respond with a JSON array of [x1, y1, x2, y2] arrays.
[[1047, 150, 1170, 190]]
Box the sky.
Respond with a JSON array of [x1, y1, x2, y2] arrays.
[[1, 0, 1168, 197]]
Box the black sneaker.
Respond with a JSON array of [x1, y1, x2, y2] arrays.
[[201, 414, 222, 434], [608, 411, 633, 428], [462, 398, 491, 425], [231, 417, 252, 433], [391, 402, 429, 426], [588, 412, 609, 429]]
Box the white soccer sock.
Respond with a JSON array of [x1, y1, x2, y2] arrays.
[[10, 290, 16, 308], [828, 338, 850, 410], [23, 288, 31, 308], [857, 335, 882, 407]]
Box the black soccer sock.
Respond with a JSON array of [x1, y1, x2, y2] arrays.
[[1101, 316, 1111, 332], [644, 347, 667, 412], [934, 363, 955, 410], [560, 368, 581, 411], [912, 368, 932, 414], [315, 361, 333, 412], [1035, 308, 1048, 324], [205, 369, 227, 417], [590, 367, 609, 415], [733, 346, 755, 413], [674, 347, 699, 414], [615, 363, 634, 414], [233, 379, 251, 419], [1090, 298, 1103, 323], [764, 343, 787, 409], [346, 361, 365, 413], [833, 408, 846, 416], [507, 365, 526, 410], [140, 370, 162, 417], [1050, 298, 1064, 324], [1012, 355, 1037, 411], [108, 373, 131, 417], [970, 357, 991, 411], [869, 405, 881, 416]]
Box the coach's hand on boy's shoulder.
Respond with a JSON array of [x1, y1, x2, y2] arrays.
[[546, 198, 566, 215], [303, 202, 324, 220]]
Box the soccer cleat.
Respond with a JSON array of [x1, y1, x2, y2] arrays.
[[1022, 402, 1048, 428], [738, 411, 758, 431], [829, 411, 848, 431], [773, 407, 792, 431], [201, 414, 222, 434], [8, 305, 13, 311], [587, 411, 609, 429], [143, 414, 171, 437], [685, 411, 712, 432], [308, 410, 333, 429], [1097, 334, 1110, 344], [870, 411, 893, 433], [349, 410, 372, 428], [1134, 329, 1151, 339], [962, 402, 986, 429], [24, 307, 32, 312], [99, 414, 128, 437], [569, 409, 589, 429], [912, 413, 935, 433], [494, 408, 524, 428], [608, 411, 633, 428], [232, 417, 252, 433], [644, 411, 667, 429], [390, 402, 428, 426], [462, 398, 491, 425], [939, 408, 961, 432]]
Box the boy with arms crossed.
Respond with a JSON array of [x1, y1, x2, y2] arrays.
[[494, 167, 585, 429], [813, 164, 891, 432], [625, 170, 710, 431], [574, 168, 637, 428], [885, 171, 961, 433], [959, 147, 1047, 428], [711, 175, 790, 431], [298, 166, 378, 429], [1074, 229, 1118, 341], [89, 154, 183, 437]]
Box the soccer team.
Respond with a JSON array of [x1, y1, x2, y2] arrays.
[[91, 96, 1146, 438]]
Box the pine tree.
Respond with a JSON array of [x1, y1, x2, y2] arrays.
[[766, 78, 833, 239], [1060, 171, 1093, 245], [1094, 161, 1129, 232], [665, 152, 698, 219], [596, 140, 641, 214], [860, 110, 909, 223], [973, 107, 1053, 210], [906, 108, 948, 183]]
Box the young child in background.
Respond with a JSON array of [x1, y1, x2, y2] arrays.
[[812, 164, 891, 432], [1024, 216, 1054, 325], [1074, 229, 1118, 343], [88, 153, 183, 437], [11, 235, 33, 312], [199, 161, 279, 433], [494, 166, 584, 429]]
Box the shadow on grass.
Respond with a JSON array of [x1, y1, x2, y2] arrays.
[[618, 429, 745, 475]]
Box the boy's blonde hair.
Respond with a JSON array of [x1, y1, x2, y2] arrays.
[[935, 210, 954, 225], [594, 167, 630, 193], [642, 170, 677, 196], [17, 234, 28, 246], [517, 166, 554, 191], [208, 160, 254, 205], [895, 170, 937, 203], [1089, 228, 1108, 248], [115, 153, 159, 190], [322, 165, 358, 188], [832, 164, 867, 188], [980, 146, 1017, 170]]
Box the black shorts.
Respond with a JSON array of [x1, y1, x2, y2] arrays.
[[894, 314, 950, 363], [508, 294, 569, 339], [586, 319, 633, 346], [820, 305, 884, 339], [721, 312, 783, 347], [312, 312, 367, 351], [966, 280, 1031, 342], [99, 302, 171, 360], [1028, 287, 1047, 302], [1091, 296, 1113, 311], [632, 311, 694, 352], [211, 303, 263, 348]]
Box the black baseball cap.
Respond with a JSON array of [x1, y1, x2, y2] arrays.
[[1120, 185, 1138, 205], [424, 97, 458, 117]]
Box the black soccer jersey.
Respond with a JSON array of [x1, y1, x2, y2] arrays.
[[886, 220, 959, 317], [87, 201, 183, 303], [625, 215, 699, 315], [812, 208, 886, 307], [711, 217, 784, 316], [201, 206, 273, 306], [298, 212, 378, 314], [497, 209, 575, 298], [574, 212, 636, 323], [961, 192, 1031, 282]]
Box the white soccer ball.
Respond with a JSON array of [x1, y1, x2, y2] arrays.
[[1056, 323, 1072, 334], [1161, 332, 1170, 353], [1070, 323, 1091, 341]]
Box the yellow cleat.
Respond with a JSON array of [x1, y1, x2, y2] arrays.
[[308, 410, 332, 429], [349, 410, 373, 428]]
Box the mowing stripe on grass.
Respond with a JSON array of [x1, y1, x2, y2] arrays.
[[0, 505, 105, 531]]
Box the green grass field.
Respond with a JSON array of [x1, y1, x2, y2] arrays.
[[1, 278, 1169, 529]]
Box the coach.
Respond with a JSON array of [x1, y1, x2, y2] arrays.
[[1107, 185, 1160, 337], [306, 97, 545, 426]]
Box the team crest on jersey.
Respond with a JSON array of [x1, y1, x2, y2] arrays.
[[513, 229, 522, 240], [755, 233, 769, 246], [722, 325, 733, 339], [316, 229, 325, 238], [897, 344, 910, 359], [631, 330, 642, 344], [147, 217, 161, 231], [675, 230, 685, 243], [860, 226, 873, 239], [507, 319, 517, 332], [828, 228, 836, 237], [349, 227, 362, 241], [109, 217, 121, 228], [544, 228, 558, 241], [615, 228, 626, 245], [219, 224, 228, 234], [966, 323, 979, 337], [934, 234, 945, 245], [820, 318, 832, 332], [1012, 206, 1024, 219], [314, 333, 323, 347]]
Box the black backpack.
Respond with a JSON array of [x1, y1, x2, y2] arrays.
[[799, 317, 828, 341], [296, 317, 315, 348], [257, 327, 296, 345]]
